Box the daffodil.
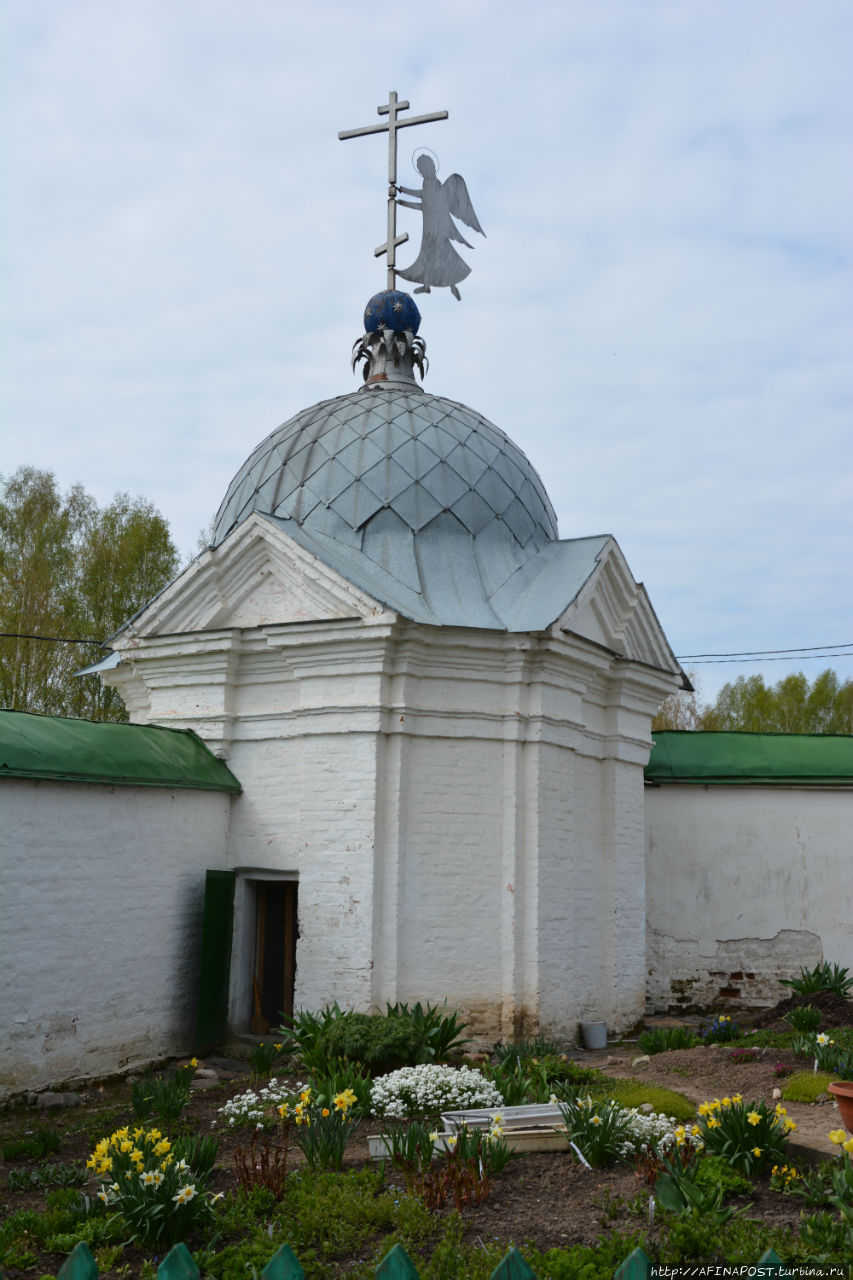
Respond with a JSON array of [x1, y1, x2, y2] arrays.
[[173, 1184, 196, 1204], [752, 1147, 762, 1158], [590, 1115, 602, 1127], [817, 1033, 830, 1046], [747, 1111, 761, 1126]]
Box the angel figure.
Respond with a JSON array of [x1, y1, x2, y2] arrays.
[[396, 154, 485, 300]]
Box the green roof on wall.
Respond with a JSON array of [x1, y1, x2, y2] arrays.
[[0, 709, 241, 792], [646, 731, 853, 785]]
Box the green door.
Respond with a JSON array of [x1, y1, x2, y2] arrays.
[[196, 870, 236, 1051]]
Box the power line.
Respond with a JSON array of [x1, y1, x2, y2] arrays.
[[677, 642, 853, 659], [685, 652, 853, 665], [0, 632, 103, 646]]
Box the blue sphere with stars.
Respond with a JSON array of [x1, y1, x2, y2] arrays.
[[363, 290, 421, 334]]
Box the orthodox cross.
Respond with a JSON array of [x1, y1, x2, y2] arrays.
[[339, 91, 448, 289]]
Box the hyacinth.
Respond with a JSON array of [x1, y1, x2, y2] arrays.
[[370, 1065, 503, 1118]]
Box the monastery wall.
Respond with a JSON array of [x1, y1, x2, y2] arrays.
[[645, 785, 852, 1012], [0, 780, 231, 1099]]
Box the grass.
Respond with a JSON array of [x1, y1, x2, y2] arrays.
[[781, 1071, 836, 1104], [588, 1075, 697, 1122]]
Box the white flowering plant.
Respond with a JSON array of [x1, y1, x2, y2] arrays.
[[85, 1126, 220, 1248], [559, 1095, 704, 1169], [215, 1078, 302, 1131], [370, 1064, 503, 1119]]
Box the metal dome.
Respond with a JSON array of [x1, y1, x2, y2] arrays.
[[213, 384, 558, 552]]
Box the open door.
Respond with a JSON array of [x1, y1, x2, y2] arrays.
[[196, 869, 236, 1051], [253, 880, 298, 1031]]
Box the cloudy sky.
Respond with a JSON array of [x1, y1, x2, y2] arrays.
[[2, 0, 851, 701]]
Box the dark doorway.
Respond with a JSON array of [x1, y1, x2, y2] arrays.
[[253, 881, 298, 1030]]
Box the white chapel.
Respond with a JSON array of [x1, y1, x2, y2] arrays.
[[102, 288, 684, 1048]]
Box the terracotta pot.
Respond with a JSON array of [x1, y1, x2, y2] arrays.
[[828, 1081, 853, 1132]]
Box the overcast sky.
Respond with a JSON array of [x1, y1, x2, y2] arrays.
[[2, 0, 851, 702]]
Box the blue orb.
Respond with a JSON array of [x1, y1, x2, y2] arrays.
[[363, 291, 421, 335]]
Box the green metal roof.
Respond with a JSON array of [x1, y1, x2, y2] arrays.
[[646, 731, 853, 786], [0, 709, 241, 793]]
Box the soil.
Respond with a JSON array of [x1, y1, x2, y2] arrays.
[[3, 997, 852, 1277]]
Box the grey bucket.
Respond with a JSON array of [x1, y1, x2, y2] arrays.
[[580, 1020, 607, 1050]]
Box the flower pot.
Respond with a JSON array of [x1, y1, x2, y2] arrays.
[[580, 1021, 607, 1051], [828, 1081, 853, 1132]]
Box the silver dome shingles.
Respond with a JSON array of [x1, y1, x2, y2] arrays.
[[215, 386, 557, 549], [213, 383, 582, 630]]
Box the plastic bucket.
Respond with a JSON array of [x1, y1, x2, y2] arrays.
[[580, 1021, 607, 1050]]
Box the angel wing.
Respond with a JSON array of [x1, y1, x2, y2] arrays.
[[443, 173, 485, 239]]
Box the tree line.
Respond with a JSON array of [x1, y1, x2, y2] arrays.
[[1, 466, 180, 722], [654, 668, 853, 735]]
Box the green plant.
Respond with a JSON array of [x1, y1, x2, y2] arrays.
[[781, 1070, 835, 1103], [319, 1010, 426, 1074], [781, 961, 853, 998], [558, 1095, 635, 1167], [386, 999, 471, 1059], [380, 1118, 512, 1213], [789, 1160, 835, 1208], [171, 1132, 219, 1174], [784, 1003, 823, 1033], [130, 1061, 196, 1124], [637, 1026, 699, 1055], [275, 1002, 345, 1073], [482, 1057, 534, 1106], [654, 1147, 740, 1226], [248, 1039, 286, 1082], [695, 1095, 796, 1175], [7, 1161, 86, 1191], [2, 1128, 62, 1160], [85, 1123, 219, 1249], [288, 1084, 361, 1170], [495, 1035, 562, 1064]]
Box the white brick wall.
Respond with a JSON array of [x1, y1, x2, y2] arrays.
[[0, 780, 231, 1098], [645, 785, 852, 1011]]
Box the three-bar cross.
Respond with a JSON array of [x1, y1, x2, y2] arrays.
[[339, 91, 448, 289]]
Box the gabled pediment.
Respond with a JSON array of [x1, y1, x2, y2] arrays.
[[556, 537, 681, 674], [116, 514, 395, 638]]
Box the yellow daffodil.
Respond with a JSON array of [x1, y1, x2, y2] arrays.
[[274, 1043, 283, 1052], [698, 1102, 711, 1117], [691, 1125, 701, 1137], [300, 1089, 311, 1103], [153, 1139, 171, 1157], [278, 1103, 289, 1118], [707, 1117, 720, 1130], [774, 1104, 787, 1116], [784, 1119, 797, 1133], [747, 1111, 761, 1126], [752, 1147, 762, 1158], [732, 1093, 742, 1104], [722, 1097, 731, 1108]]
